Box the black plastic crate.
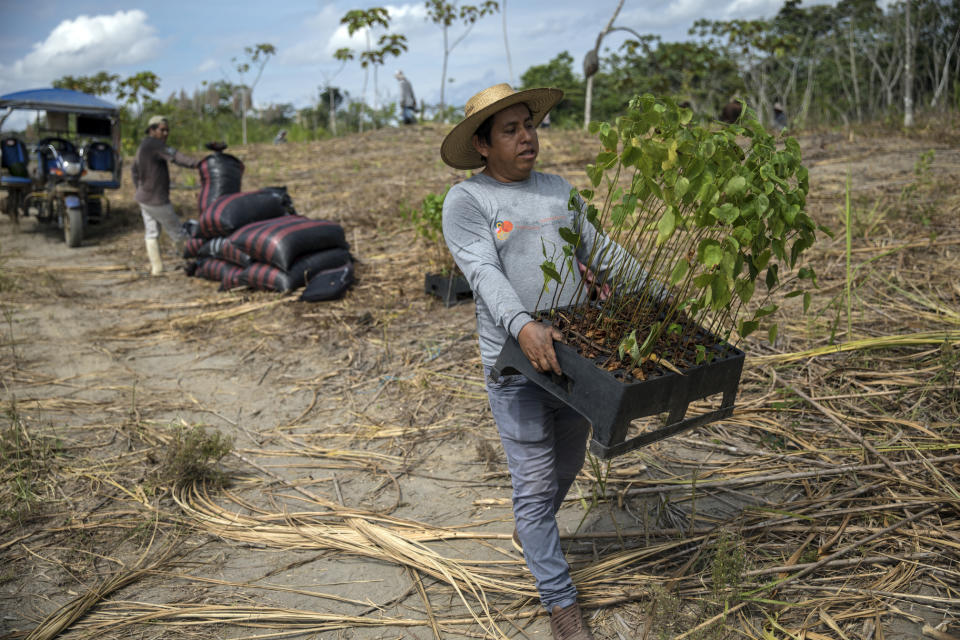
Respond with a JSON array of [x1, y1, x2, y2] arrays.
[[424, 272, 473, 307], [492, 324, 744, 459]]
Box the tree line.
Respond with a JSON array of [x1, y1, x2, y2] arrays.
[[36, 0, 960, 152]]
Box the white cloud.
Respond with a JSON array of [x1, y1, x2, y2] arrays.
[[0, 10, 162, 92], [196, 58, 218, 73]]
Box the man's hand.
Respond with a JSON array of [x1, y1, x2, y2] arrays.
[[517, 321, 563, 376]]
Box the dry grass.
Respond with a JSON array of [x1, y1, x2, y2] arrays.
[[0, 122, 958, 640]]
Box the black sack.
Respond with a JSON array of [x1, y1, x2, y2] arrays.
[[198, 189, 289, 239], [300, 260, 354, 302], [193, 258, 244, 290], [241, 247, 351, 293], [196, 237, 252, 267], [183, 237, 204, 259], [197, 152, 244, 214], [229, 215, 348, 272]]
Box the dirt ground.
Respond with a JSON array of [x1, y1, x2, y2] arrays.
[[1, 122, 958, 640]]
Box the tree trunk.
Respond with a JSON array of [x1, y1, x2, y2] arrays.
[[360, 32, 370, 134], [584, 75, 594, 131], [832, 35, 856, 120], [904, 0, 915, 127], [798, 56, 816, 127], [241, 87, 248, 145], [848, 21, 862, 123], [930, 26, 960, 108], [502, 0, 514, 85], [328, 87, 337, 136], [583, 0, 625, 130], [440, 25, 449, 122]]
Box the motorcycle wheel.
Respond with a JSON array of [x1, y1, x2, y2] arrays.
[[64, 206, 84, 247]]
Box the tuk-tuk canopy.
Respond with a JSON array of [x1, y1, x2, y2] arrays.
[[0, 88, 119, 116]]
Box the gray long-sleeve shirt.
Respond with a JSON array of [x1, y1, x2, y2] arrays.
[[442, 171, 645, 366], [131, 136, 198, 206]]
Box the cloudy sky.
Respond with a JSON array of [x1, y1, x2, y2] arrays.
[[2, 0, 810, 116]]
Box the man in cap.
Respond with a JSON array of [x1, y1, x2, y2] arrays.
[[440, 84, 642, 640], [131, 115, 200, 275], [395, 70, 417, 125]]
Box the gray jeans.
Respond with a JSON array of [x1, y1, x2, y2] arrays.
[[139, 202, 186, 242], [484, 366, 590, 610]]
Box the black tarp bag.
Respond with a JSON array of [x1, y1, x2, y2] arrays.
[[229, 215, 348, 271], [183, 237, 204, 259], [240, 247, 351, 292], [196, 237, 252, 267], [197, 151, 244, 214], [300, 260, 354, 302], [198, 188, 291, 239], [193, 258, 245, 290]]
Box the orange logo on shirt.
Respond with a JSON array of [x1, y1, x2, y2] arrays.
[[496, 220, 513, 241]]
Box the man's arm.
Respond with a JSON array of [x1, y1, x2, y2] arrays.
[[166, 147, 200, 169], [574, 197, 667, 302], [442, 186, 562, 373]]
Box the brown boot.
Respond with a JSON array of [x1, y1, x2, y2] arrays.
[[549, 602, 595, 640]]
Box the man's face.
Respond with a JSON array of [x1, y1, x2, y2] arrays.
[[149, 123, 170, 141], [473, 103, 538, 183]]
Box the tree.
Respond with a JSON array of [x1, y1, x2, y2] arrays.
[[53, 71, 119, 96], [331, 48, 355, 135], [904, 0, 915, 126], [339, 8, 407, 132], [232, 43, 276, 144], [502, 0, 514, 84], [581, 0, 643, 129], [116, 71, 160, 119], [425, 0, 499, 121], [519, 52, 581, 126]]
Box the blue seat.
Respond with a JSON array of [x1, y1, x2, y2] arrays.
[[82, 141, 120, 189], [1, 137, 32, 186]]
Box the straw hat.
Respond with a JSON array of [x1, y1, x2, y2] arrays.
[[440, 83, 563, 170]]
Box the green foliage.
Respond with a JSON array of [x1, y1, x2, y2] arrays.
[[425, 0, 499, 115], [159, 424, 233, 489], [340, 9, 407, 70], [406, 187, 449, 245], [404, 187, 457, 272], [549, 95, 820, 364], [710, 531, 746, 605], [53, 71, 119, 96], [600, 37, 744, 122], [519, 52, 583, 128]]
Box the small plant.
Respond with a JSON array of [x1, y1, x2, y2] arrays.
[[1, 398, 61, 524], [899, 149, 937, 225], [404, 187, 456, 273], [538, 95, 823, 375], [158, 424, 233, 489]]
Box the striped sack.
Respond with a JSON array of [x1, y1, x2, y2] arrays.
[[229, 215, 348, 272], [241, 247, 351, 293]]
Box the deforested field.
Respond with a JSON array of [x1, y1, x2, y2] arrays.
[[1, 117, 958, 640]]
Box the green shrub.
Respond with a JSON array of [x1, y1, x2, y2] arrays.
[[159, 424, 233, 489]]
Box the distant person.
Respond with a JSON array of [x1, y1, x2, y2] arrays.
[[539, 111, 551, 128], [131, 115, 200, 276], [396, 70, 417, 125], [773, 100, 787, 131], [720, 100, 742, 124], [273, 129, 288, 144]]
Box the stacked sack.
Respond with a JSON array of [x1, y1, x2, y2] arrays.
[[184, 144, 353, 300]]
